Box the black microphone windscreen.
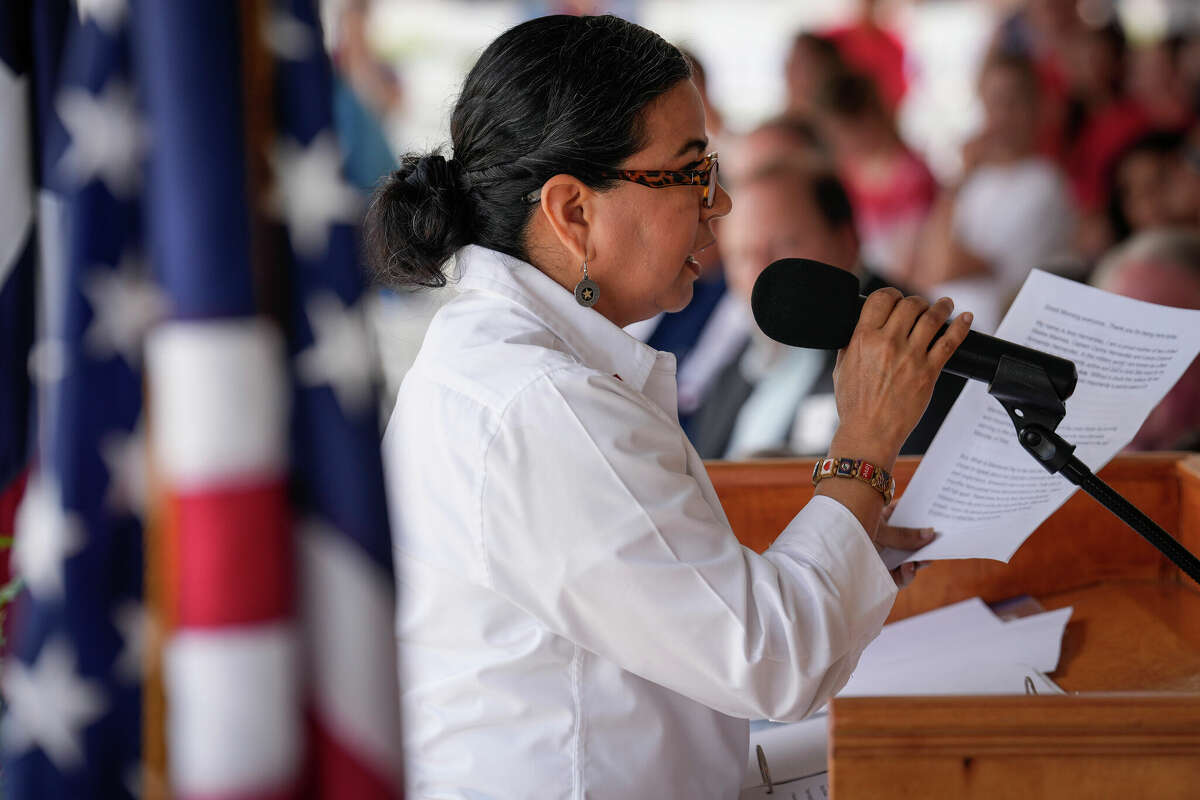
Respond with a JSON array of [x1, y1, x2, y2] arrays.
[[751, 258, 861, 349]]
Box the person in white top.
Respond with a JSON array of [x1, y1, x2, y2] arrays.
[[907, 52, 1076, 334], [366, 15, 973, 800]]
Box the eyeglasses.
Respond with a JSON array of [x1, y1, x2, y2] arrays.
[[598, 152, 721, 208], [525, 152, 721, 207]]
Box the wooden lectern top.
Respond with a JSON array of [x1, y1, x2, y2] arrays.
[[708, 453, 1200, 798]]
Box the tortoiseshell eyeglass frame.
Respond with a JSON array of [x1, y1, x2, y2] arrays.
[[525, 153, 720, 207]]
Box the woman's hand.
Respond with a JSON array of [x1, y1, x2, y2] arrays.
[[814, 289, 971, 537], [874, 501, 934, 588], [830, 289, 972, 468]]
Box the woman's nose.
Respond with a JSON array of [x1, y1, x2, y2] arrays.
[[705, 181, 733, 220]]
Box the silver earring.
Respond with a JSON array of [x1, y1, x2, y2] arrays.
[[574, 257, 599, 308]]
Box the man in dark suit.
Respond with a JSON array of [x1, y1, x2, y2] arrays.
[[691, 156, 960, 458]]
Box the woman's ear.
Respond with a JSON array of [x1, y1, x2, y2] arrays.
[[536, 175, 594, 263]]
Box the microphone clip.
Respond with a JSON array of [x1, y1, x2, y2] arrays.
[[987, 355, 1074, 474], [984, 357, 1200, 590]]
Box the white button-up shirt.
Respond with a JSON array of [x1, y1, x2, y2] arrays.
[[383, 245, 897, 799]]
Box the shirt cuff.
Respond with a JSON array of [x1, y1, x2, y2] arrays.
[[768, 494, 898, 627]]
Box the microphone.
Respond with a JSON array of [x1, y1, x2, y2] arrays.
[[750, 258, 1077, 400]]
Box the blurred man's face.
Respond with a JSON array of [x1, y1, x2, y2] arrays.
[[719, 175, 859, 304], [1117, 151, 1181, 232]]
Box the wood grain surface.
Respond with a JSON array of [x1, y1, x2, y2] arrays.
[[709, 453, 1200, 798]]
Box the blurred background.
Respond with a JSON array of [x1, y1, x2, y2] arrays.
[[3, 1, 1200, 797], [356, 0, 1200, 458], [345, 0, 1196, 175]]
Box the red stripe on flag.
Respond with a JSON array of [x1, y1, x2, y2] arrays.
[[306, 712, 399, 800], [0, 468, 26, 576], [0, 469, 27, 658], [178, 786, 297, 800], [174, 481, 292, 627]]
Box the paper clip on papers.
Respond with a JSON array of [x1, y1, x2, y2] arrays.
[[755, 744, 773, 794]]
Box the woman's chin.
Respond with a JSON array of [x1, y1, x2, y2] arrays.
[[663, 282, 696, 314]]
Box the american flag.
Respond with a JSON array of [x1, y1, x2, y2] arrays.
[[3, 0, 148, 796], [0, 0, 40, 657], [0, 0, 36, 497], [3, 1, 402, 797]]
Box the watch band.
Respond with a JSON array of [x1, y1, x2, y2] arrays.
[[812, 456, 895, 504]]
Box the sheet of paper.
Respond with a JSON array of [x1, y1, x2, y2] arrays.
[[740, 771, 828, 799], [742, 600, 1071, 791], [842, 606, 1072, 695], [889, 270, 1200, 562], [858, 597, 1004, 664], [742, 714, 827, 789], [856, 599, 1068, 673], [840, 657, 1062, 697]]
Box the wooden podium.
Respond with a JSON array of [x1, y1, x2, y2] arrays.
[[708, 452, 1200, 798]]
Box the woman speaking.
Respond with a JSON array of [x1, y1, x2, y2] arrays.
[[369, 15, 971, 799]]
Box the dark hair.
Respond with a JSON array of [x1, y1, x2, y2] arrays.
[[814, 71, 887, 121], [1106, 129, 1186, 242], [812, 171, 856, 231], [1065, 20, 1130, 143], [365, 15, 691, 288], [790, 32, 844, 74]]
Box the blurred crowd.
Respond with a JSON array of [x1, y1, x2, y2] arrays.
[[357, 0, 1200, 458]]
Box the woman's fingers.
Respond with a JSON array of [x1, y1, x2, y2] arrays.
[[833, 287, 975, 463], [874, 522, 936, 551], [890, 561, 929, 588], [881, 295, 931, 340], [927, 311, 974, 371], [857, 287, 903, 330], [908, 296, 955, 351]]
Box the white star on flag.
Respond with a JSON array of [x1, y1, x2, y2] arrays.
[[264, 9, 316, 61], [101, 418, 147, 514], [297, 291, 376, 417], [82, 253, 167, 367], [112, 602, 147, 683], [13, 478, 86, 601], [1, 637, 108, 770], [0, 58, 32, 287], [75, 0, 127, 34], [268, 130, 363, 260], [56, 79, 146, 198]]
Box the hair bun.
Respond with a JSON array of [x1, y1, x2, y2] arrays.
[[365, 152, 474, 288], [406, 154, 471, 194]]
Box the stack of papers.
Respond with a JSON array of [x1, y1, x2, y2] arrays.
[[740, 598, 1072, 798], [839, 597, 1070, 696]]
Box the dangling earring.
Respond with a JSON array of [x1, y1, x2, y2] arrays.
[[574, 257, 599, 308]]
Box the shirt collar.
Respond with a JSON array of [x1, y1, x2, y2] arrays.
[[453, 245, 668, 394]]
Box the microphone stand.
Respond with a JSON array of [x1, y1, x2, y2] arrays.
[[988, 356, 1200, 589]]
